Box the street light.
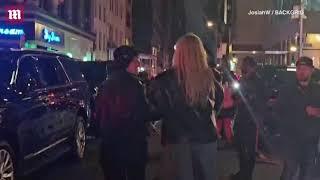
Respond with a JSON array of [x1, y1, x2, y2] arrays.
[[290, 45, 298, 52], [207, 21, 214, 28]]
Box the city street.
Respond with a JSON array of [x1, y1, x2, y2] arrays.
[[23, 136, 283, 180]]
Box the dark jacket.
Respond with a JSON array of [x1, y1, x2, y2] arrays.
[[234, 75, 268, 131], [147, 69, 220, 144], [95, 70, 151, 143], [275, 81, 320, 144]]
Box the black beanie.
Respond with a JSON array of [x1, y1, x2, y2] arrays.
[[113, 46, 138, 68]]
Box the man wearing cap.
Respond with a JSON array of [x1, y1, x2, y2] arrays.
[[95, 45, 152, 180], [276, 56, 320, 180]]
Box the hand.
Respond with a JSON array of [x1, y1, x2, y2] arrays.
[[306, 106, 320, 118]]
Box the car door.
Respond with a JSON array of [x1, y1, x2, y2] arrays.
[[15, 56, 55, 160], [59, 57, 90, 129], [32, 55, 72, 144]]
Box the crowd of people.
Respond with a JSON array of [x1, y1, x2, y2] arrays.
[[94, 33, 320, 180]]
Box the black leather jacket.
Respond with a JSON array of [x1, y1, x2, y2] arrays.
[[147, 69, 222, 144]]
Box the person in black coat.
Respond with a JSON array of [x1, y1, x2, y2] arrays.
[[95, 46, 152, 180]]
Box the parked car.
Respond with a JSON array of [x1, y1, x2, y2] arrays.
[[0, 49, 91, 179]]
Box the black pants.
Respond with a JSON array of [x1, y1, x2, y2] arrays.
[[233, 124, 257, 180], [100, 141, 147, 180]]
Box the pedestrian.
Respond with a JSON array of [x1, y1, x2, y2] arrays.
[[216, 69, 237, 146], [147, 33, 220, 180], [231, 56, 268, 180], [276, 56, 320, 180], [95, 45, 152, 180]]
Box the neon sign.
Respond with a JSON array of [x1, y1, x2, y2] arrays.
[[43, 29, 61, 43], [0, 28, 24, 36]]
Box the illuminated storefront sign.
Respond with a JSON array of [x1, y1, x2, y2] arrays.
[[35, 23, 64, 46], [0, 27, 24, 36], [42, 28, 61, 43]]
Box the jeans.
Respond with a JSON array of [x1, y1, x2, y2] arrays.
[[168, 141, 218, 180], [281, 142, 318, 180]]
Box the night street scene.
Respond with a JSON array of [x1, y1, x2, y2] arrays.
[[2, 0, 320, 180]]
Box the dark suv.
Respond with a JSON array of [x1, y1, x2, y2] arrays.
[[0, 49, 90, 179]]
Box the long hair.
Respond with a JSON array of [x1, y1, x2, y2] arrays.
[[173, 33, 214, 107]]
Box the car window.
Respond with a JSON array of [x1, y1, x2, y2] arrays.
[[34, 56, 67, 87], [16, 57, 42, 92], [0, 60, 13, 87], [59, 58, 85, 82]]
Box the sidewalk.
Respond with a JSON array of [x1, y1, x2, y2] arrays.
[[146, 135, 283, 180]]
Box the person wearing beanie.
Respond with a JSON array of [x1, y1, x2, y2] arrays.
[[95, 45, 153, 180], [275, 56, 320, 180]]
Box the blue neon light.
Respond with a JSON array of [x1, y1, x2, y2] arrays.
[[0, 28, 24, 36], [43, 28, 61, 43]]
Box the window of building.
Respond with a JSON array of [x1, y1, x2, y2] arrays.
[[120, 32, 123, 44], [110, 26, 113, 42], [126, 12, 131, 27], [115, 29, 118, 45], [57, 1, 65, 19], [103, 33, 106, 51], [111, 0, 113, 13], [105, 32, 108, 50], [116, 1, 119, 16], [99, 4, 102, 20], [120, 5, 123, 19], [104, 7, 106, 22], [94, 0, 97, 17], [99, 32, 102, 51]]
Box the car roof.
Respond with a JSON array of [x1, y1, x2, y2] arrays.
[[0, 48, 69, 60]]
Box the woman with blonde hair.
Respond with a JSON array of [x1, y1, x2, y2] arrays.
[[147, 33, 219, 180]]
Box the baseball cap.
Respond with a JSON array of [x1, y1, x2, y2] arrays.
[[296, 56, 314, 68]]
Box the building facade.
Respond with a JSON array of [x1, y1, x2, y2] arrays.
[[265, 0, 320, 68], [231, 0, 320, 68], [0, 0, 95, 61], [92, 0, 132, 61]]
